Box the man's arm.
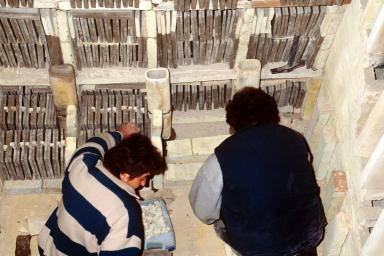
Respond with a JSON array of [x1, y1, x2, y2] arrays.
[[66, 123, 140, 170], [189, 154, 223, 224]]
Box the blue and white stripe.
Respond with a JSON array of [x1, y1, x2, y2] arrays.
[[38, 132, 143, 256]]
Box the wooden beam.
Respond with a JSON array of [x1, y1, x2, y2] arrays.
[[251, 0, 280, 8], [251, 0, 351, 7], [0, 8, 39, 20], [0, 62, 322, 86], [154, 0, 251, 10], [356, 91, 384, 158], [68, 2, 152, 12], [0, 68, 50, 86]]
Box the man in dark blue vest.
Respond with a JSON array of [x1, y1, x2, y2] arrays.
[[189, 87, 326, 256]]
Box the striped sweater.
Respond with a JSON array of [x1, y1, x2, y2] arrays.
[[38, 132, 144, 256]]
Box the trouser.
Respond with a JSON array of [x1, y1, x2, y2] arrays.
[[214, 220, 240, 255], [213, 220, 318, 256], [294, 248, 317, 256]]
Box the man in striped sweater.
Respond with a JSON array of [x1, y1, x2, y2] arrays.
[[38, 123, 166, 256]]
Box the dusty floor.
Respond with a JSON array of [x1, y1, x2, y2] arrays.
[[0, 181, 226, 256]]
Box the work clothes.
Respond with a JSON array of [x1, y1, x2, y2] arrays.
[[190, 123, 326, 256], [38, 132, 143, 256]]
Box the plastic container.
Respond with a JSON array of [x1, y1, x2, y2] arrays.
[[140, 199, 176, 251]]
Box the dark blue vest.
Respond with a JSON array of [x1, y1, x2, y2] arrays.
[[215, 123, 326, 256]]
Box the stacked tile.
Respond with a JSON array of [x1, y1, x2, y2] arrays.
[[69, 0, 141, 9], [0, 129, 66, 181], [72, 11, 147, 69], [279, 0, 351, 6], [171, 80, 232, 111], [174, 0, 238, 11], [247, 6, 326, 69], [260, 80, 306, 110], [0, 87, 57, 130], [0, 10, 49, 68], [0, 0, 34, 8], [157, 9, 239, 68], [0, 87, 65, 181], [79, 89, 150, 145]]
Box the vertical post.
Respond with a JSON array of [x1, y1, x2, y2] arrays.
[[41, 9, 63, 66], [49, 64, 78, 128], [65, 105, 77, 166], [320, 212, 349, 255], [151, 109, 164, 189], [362, 209, 384, 256], [234, 59, 261, 93], [367, 6, 384, 57], [233, 9, 254, 69], [356, 91, 384, 158], [56, 9, 75, 66], [145, 11, 158, 68], [145, 68, 172, 139], [360, 133, 384, 200]]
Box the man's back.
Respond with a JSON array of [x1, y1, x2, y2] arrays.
[[215, 123, 326, 255], [38, 132, 143, 256]]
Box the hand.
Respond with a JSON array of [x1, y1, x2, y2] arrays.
[[118, 123, 140, 139]]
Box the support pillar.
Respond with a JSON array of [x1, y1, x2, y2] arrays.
[[360, 133, 384, 200], [65, 105, 77, 166], [49, 64, 78, 128], [145, 11, 157, 68], [145, 68, 172, 139], [151, 109, 164, 189], [320, 212, 350, 256], [367, 6, 384, 57], [234, 59, 261, 93], [356, 91, 384, 157], [232, 8, 255, 69], [362, 209, 384, 256], [56, 9, 75, 66]]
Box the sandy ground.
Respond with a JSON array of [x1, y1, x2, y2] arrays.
[[0, 182, 226, 256], [0, 192, 61, 256]]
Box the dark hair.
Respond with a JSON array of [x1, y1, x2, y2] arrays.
[[103, 133, 167, 179], [225, 87, 280, 131]]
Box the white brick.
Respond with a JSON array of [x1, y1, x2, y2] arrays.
[[323, 170, 347, 220], [166, 139, 193, 160], [320, 6, 338, 36], [192, 135, 229, 156], [42, 178, 63, 192], [321, 34, 336, 50], [3, 180, 42, 194], [321, 212, 350, 256], [314, 125, 337, 180], [165, 162, 204, 181], [314, 49, 330, 70]]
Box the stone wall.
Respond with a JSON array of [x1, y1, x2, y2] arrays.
[[305, 0, 384, 255]]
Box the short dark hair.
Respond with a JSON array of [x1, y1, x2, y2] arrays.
[[103, 133, 167, 179], [225, 87, 280, 130]]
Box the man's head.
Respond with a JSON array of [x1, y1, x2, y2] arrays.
[[103, 133, 167, 189], [226, 87, 280, 131]]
